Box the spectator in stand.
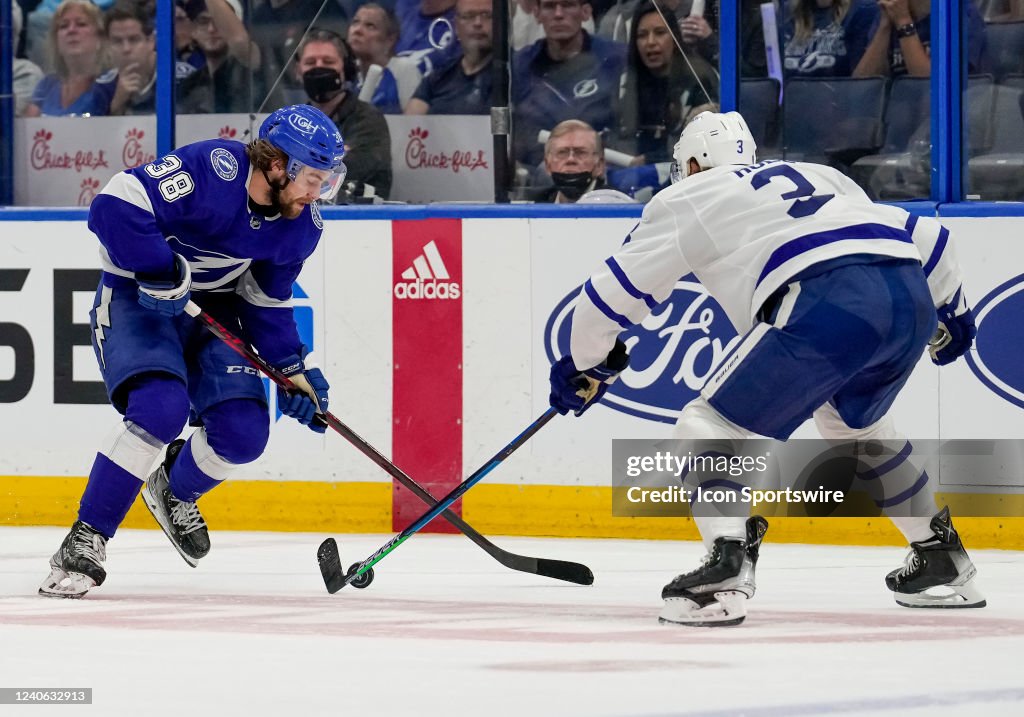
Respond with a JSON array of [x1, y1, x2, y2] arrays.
[[530, 119, 614, 202], [512, 0, 627, 167], [249, 0, 349, 102], [393, 0, 462, 77], [347, 3, 422, 113], [406, 0, 493, 115], [612, 0, 717, 164], [296, 29, 393, 199], [105, 3, 195, 115], [176, 0, 264, 113], [11, 4, 44, 116], [513, 0, 598, 50], [24, 0, 117, 116], [175, 0, 204, 70], [854, 0, 988, 77], [782, 0, 879, 77]]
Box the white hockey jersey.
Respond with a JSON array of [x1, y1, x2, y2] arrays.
[[570, 159, 964, 369]]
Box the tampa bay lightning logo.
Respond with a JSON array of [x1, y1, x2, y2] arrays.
[[169, 238, 251, 290], [210, 148, 238, 181], [965, 273, 1024, 409], [311, 201, 323, 229], [428, 18, 454, 49], [574, 79, 599, 99], [544, 277, 741, 423]]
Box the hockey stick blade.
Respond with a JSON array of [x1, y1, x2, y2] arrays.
[[534, 558, 594, 586], [317, 538, 347, 594], [183, 302, 594, 587]]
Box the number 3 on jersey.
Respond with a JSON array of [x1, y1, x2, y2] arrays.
[[145, 155, 195, 203], [751, 164, 834, 219]]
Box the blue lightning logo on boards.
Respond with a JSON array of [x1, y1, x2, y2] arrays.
[[263, 282, 315, 421]]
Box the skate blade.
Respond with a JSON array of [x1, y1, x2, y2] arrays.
[[142, 486, 200, 568], [38, 567, 95, 599], [895, 577, 987, 609], [659, 591, 748, 627]]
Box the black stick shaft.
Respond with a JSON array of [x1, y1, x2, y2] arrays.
[[183, 301, 592, 585]]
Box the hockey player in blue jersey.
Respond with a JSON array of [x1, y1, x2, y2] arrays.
[[39, 105, 347, 598], [550, 111, 983, 626]]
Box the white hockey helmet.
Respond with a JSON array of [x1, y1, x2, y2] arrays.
[[670, 111, 757, 183]]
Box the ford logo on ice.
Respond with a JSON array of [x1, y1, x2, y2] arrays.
[[965, 273, 1024, 409], [544, 276, 741, 423]]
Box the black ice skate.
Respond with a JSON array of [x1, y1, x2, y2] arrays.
[[886, 506, 986, 608], [142, 439, 210, 567], [38, 521, 108, 599], [659, 516, 769, 627]]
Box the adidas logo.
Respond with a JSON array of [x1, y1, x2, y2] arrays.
[[394, 240, 461, 300]]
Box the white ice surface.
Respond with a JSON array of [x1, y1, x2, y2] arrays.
[[2, 527, 1023, 717]]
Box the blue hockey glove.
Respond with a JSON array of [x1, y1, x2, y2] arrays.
[[137, 254, 191, 317], [929, 287, 976, 366], [549, 340, 630, 417], [276, 355, 330, 433]]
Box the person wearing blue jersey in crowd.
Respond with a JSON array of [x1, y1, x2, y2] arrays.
[[854, 0, 988, 77], [24, 0, 117, 117], [512, 0, 627, 167], [394, 0, 462, 77], [39, 106, 347, 599], [782, 0, 879, 78], [347, 3, 422, 113], [550, 111, 984, 626], [405, 0, 494, 115]]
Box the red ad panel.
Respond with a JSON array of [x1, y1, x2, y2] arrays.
[[391, 218, 463, 532]]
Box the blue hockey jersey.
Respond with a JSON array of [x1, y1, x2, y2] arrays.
[[88, 139, 324, 366]]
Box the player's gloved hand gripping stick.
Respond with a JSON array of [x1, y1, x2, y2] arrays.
[[181, 300, 593, 588]]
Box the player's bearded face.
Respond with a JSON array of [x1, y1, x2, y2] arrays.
[[267, 166, 315, 219]]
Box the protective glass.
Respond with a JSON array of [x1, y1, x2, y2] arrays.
[[288, 159, 348, 201]]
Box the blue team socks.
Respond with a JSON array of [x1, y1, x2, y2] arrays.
[[79, 453, 145, 539], [168, 437, 222, 502]]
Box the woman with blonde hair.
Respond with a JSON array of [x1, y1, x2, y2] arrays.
[[24, 0, 117, 116], [782, 0, 878, 77]]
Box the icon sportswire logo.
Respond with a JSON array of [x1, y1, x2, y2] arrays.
[[394, 240, 461, 299]]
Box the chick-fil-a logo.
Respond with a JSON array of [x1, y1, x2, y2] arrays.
[[121, 128, 155, 169], [218, 126, 238, 140], [78, 177, 100, 206], [404, 127, 488, 173], [545, 277, 741, 423], [30, 129, 109, 172]]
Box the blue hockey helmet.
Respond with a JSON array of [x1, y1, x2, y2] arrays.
[[259, 105, 348, 201]]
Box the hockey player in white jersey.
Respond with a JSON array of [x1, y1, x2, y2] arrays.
[[549, 111, 983, 626]]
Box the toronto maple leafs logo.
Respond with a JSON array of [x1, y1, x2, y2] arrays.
[[169, 237, 252, 290]]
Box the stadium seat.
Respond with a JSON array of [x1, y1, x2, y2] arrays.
[[984, 21, 1024, 81], [851, 76, 996, 199], [968, 76, 1024, 200], [781, 76, 887, 170], [739, 77, 781, 157]]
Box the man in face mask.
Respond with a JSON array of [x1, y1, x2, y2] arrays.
[[532, 119, 610, 203], [296, 29, 393, 200]]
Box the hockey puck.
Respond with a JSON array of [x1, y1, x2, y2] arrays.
[[347, 562, 375, 589]]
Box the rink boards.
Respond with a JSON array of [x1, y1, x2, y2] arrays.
[[1, 210, 1023, 547]]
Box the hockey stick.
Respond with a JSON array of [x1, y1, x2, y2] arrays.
[[318, 407, 558, 593], [182, 301, 593, 586]]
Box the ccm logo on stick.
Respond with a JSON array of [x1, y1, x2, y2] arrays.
[[393, 240, 461, 300]]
